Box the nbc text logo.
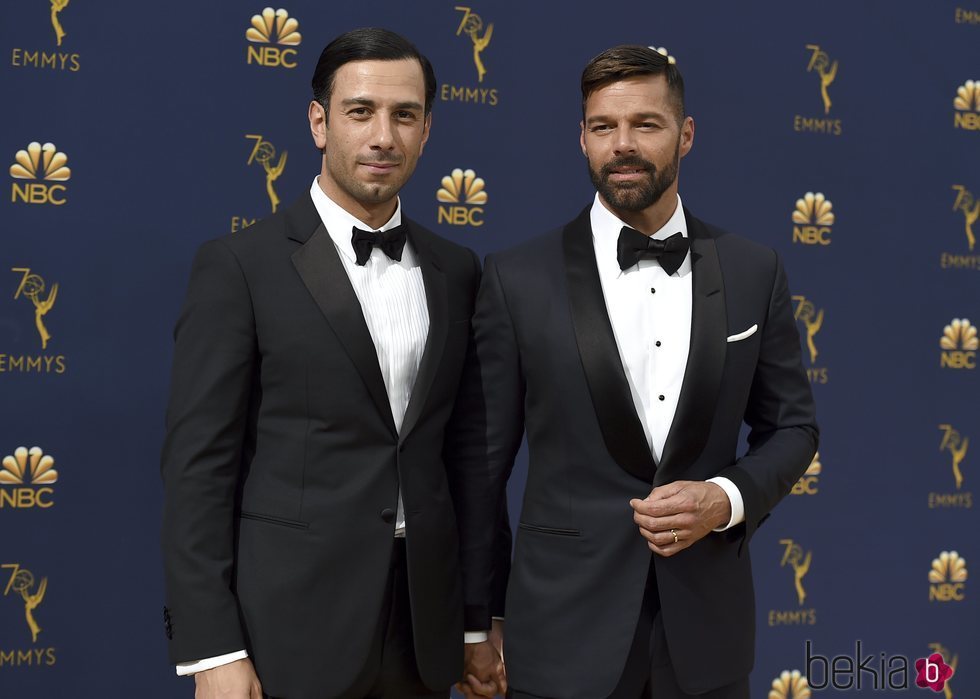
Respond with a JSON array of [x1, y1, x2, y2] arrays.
[[9, 142, 70, 205], [929, 551, 967, 602], [791, 452, 821, 495], [792, 192, 834, 245], [953, 80, 980, 131], [769, 670, 810, 699], [792, 295, 826, 384], [939, 318, 977, 369], [437, 168, 488, 227], [9, 0, 80, 72], [246, 7, 301, 68], [794, 45, 841, 136], [768, 539, 816, 626], [0, 447, 58, 510], [440, 7, 498, 106]]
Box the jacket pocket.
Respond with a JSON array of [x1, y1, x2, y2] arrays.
[[518, 522, 580, 537], [239, 510, 310, 529]]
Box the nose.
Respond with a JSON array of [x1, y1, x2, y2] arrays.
[[612, 125, 637, 156], [370, 113, 395, 151]]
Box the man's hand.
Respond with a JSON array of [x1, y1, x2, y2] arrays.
[[457, 639, 506, 698], [629, 480, 731, 557], [194, 658, 263, 699]]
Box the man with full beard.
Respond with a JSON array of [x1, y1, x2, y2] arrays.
[[452, 45, 817, 698]]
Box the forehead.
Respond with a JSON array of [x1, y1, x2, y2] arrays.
[[585, 74, 672, 118], [330, 58, 425, 102]]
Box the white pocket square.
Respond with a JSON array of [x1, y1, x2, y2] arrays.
[[726, 324, 758, 343]]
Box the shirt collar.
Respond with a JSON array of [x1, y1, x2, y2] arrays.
[[590, 192, 688, 275], [309, 177, 403, 264]]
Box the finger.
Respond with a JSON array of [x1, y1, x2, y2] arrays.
[[466, 673, 498, 698], [646, 481, 688, 501], [632, 510, 685, 533]]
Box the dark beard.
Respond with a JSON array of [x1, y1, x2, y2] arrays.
[[588, 149, 679, 212]]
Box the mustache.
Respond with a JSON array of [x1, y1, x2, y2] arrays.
[[361, 152, 402, 164], [600, 155, 656, 179]]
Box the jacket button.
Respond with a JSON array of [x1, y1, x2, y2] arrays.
[[380, 508, 396, 523]]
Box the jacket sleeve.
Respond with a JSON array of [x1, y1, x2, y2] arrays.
[[716, 251, 818, 551], [445, 254, 525, 631], [160, 239, 256, 662]]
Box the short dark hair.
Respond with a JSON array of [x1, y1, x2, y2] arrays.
[[581, 45, 685, 123], [311, 27, 437, 117]]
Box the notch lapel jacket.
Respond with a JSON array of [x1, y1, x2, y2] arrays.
[[161, 194, 480, 699], [450, 206, 818, 698]]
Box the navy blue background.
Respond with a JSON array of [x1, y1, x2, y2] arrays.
[[1, 1, 977, 696]]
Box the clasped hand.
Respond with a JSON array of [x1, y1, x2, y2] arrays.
[[630, 480, 730, 556], [457, 619, 506, 698]]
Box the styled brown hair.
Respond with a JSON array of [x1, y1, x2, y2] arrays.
[[581, 45, 685, 123]]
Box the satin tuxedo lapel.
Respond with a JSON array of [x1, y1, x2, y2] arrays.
[[288, 204, 397, 437], [563, 208, 657, 483], [399, 220, 448, 444], [654, 210, 727, 485]]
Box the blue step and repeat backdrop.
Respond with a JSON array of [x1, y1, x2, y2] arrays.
[[1, 1, 978, 696]]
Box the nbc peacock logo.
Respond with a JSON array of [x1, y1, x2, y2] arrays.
[[791, 452, 821, 495], [953, 80, 980, 131], [437, 168, 488, 227], [929, 551, 967, 602], [245, 7, 301, 68], [769, 670, 810, 699], [791, 192, 835, 245], [9, 142, 70, 205], [940, 318, 977, 369], [0, 447, 58, 510]]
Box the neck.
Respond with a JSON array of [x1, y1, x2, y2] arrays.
[[601, 188, 679, 236], [317, 174, 397, 230]]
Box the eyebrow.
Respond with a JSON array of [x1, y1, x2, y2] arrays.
[[341, 97, 424, 111], [586, 112, 667, 125]]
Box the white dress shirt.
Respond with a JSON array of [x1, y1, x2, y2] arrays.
[[176, 179, 429, 675], [590, 193, 743, 528]]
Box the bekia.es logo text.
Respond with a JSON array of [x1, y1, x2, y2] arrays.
[[805, 641, 955, 692]]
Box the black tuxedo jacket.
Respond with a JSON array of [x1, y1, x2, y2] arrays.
[[450, 207, 818, 698], [160, 194, 481, 698]]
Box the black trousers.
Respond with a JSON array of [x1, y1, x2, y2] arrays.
[[510, 555, 749, 699], [266, 539, 447, 699]]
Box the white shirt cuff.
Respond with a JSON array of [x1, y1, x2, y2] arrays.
[[464, 631, 489, 644], [707, 476, 744, 531], [175, 650, 249, 676]]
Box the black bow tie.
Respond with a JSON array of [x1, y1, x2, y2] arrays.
[[351, 225, 407, 266], [616, 228, 689, 274]]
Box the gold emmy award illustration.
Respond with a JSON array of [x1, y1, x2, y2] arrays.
[[11, 268, 58, 350], [50, 0, 69, 47], [455, 6, 493, 83], [951, 185, 979, 251], [792, 296, 823, 364], [779, 539, 811, 606], [246, 135, 287, 213], [938, 425, 968, 491], [3, 564, 47, 643], [805, 45, 837, 115]]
